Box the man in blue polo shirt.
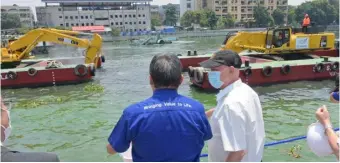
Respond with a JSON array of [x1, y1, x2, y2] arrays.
[[106, 54, 212, 162]]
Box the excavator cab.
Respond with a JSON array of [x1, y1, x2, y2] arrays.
[[265, 27, 291, 50]]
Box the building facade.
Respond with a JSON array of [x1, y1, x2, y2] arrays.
[[180, 0, 201, 17], [213, 0, 288, 22], [181, 0, 288, 23], [1, 5, 35, 28], [36, 0, 152, 32]]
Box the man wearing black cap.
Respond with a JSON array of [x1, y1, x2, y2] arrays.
[[200, 50, 265, 162]]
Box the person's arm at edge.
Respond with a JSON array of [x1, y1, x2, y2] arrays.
[[205, 108, 214, 118], [325, 127, 339, 160], [221, 103, 246, 162], [106, 113, 131, 155]]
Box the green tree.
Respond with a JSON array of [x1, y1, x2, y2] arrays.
[[200, 9, 218, 29], [216, 14, 235, 29], [1, 13, 21, 29], [180, 10, 195, 27], [111, 27, 121, 36], [217, 16, 227, 29], [294, 0, 338, 25], [163, 4, 178, 26], [151, 14, 162, 29], [253, 5, 272, 27], [272, 9, 285, 25], [287, 5, 297, 25]]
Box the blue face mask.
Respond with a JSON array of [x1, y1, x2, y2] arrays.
[[208, 71, 224, 89]]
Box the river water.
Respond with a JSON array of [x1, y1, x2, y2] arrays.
[[1, 36, 339, 162]]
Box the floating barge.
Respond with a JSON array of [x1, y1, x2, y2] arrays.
[[188, 56, 339, 90], [1, 57, 100, 89], [179, 49, 339, 71]]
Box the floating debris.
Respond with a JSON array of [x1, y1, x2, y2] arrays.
[[288, 145, 302, 158], [83, 83, 104, 92]]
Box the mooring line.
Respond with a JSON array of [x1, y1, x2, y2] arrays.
[[200, 127, 340, 158]]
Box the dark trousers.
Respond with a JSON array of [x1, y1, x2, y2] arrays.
[[302, 26, 308, 33]]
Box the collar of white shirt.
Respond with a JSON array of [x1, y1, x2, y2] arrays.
[[216, 79, 243, 102]]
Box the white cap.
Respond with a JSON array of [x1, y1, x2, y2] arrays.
[[119, 143, 133, 162], [306, 122, 333, 157]]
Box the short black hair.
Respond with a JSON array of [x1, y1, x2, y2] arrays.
[[149, 54, 182, 88]]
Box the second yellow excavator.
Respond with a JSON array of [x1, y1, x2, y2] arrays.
[[1, 28, 103, 69], [221, 26, 336, 57]]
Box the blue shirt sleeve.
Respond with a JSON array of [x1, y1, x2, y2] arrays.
[[201, 112, 213, 141], [332, 92, 339, 101], [108, 112, 132, 153]]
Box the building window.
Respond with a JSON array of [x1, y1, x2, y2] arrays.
[[110, 15, 113, 18], [116, 22, 119, 25], [129, 22, 132, 25], [86, 23, 89, 26], [90, 15, 92, 19], [129, 15, 131, 17], [134, 29, 137, 31], [125, 22, 128, 24], [60, 24, 63, 26], [143, 14, 145, 17], [138, 14, 141, 17], [115, 15, 118, 18], [65, 16, 68, 19], [59, 16, 62, 18], [81, 16, 84, 19], [134, 22, 136, 24], [119, 15, 122, 18], [91, 23, 94, 25], [85, 16, 88, 19], [143, 21, 146, 24], [187, 3, 191, 8], [75, 16, 78, 19], [144, 28, 146, 31], [120, 22, 122, 25], [66, 23, 69, 27], [111, 22, 114, 25], [133, 15, 136, 18], [76, 23, 79, 26], [71, 23, 74, 26], [125, 15, 127, 18], [139, 21, 141, 24], [82, 23, 84, 26], [58, 8, 61, 11]]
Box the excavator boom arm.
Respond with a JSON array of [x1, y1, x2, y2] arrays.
[[5, 28, 103, 67]]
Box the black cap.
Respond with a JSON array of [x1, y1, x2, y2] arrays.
[[199, 50, 242, 68]]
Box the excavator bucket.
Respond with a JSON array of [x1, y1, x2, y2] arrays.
[[84, 33, 103, 68]]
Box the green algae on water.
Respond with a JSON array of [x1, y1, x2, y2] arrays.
[[83, 83, 104, 92], [287, 145, 302, 158]]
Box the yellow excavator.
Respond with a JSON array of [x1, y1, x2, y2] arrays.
[[221, 26, 336, 59], [1, 28, 103, 69]]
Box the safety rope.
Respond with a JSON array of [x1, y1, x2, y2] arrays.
[[200, 127, 340, 158]]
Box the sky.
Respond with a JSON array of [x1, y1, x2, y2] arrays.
[[1, 0, 311, 20]]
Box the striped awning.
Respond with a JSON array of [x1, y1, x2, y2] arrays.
[[72, 26, 105, 31]]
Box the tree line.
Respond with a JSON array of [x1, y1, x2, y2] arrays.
[[179, 0, 339, 29]]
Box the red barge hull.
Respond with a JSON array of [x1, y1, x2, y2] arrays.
[[188, 56, 339, 90], [1, 57, 101, 89], [179, 49, 339, 71]]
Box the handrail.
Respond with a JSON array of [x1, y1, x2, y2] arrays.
[[200, 127, 339, 158]]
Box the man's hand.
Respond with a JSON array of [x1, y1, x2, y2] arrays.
[[205, 108, 214, 118], [225, 150, 245, 162], [315, 105, 331, 126], [106, 144, 117, 155]]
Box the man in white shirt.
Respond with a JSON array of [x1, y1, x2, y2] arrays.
[[199, 50, 265, 162]]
